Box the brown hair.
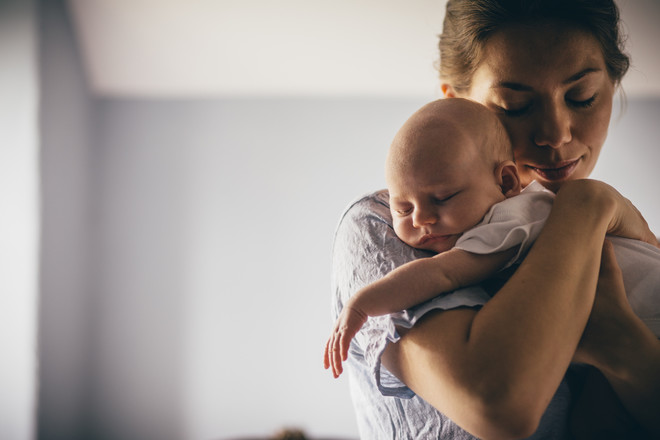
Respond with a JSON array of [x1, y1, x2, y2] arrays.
[[438, 0, 630, 93]]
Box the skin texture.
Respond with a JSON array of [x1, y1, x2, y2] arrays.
[[324, 99, 522, 378], [378, 22, 660, 438], [447, 23, 614, 193], [382, 180, 656, 439], [387, 99, 514, 254]]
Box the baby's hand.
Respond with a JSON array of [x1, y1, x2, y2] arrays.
[[323, 305, 368, 378]]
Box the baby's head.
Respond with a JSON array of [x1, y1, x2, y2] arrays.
[[386, 98, 521, 253]]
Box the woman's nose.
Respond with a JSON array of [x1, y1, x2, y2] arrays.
[[533, 104, 572, 149], [412, 208, 437, 228]]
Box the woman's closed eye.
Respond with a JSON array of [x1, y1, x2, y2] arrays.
[[567, 93, 597, 109], [499, 103, 532, 117], [499, 91, 599, 116]]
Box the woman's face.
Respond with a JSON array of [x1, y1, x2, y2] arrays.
[[456, 23, 616, 192]]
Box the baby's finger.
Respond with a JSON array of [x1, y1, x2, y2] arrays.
[[339, 332, 350, 362], [332, 335, 344, 377], [323, 338, 331, 370], [329, 333, 339, 377]]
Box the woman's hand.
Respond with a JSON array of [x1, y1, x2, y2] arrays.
[[603, 187, 658, 248], [560, 180, 658, 247]]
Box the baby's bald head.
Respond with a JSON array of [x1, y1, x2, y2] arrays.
[[385, 98, 512, 184]]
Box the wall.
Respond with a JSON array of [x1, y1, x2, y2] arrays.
[[37, 0, 94, 438], [29, 2, 660, 440], [0, 0, 39, 438], [592, 98, 660, 233], [91, 97, 427, 439], [89, 96, 660, 440]]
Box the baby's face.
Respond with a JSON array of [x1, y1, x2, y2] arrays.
[[388, 127, 506, 254]]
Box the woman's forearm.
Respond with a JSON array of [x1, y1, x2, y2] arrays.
[[384, 180, 620, 437], [465, 181, 613, 411]]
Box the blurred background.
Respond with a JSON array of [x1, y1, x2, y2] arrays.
[[1, 0, 659, 439]]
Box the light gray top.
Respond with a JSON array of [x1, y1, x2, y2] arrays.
[[331, 188, 574, 439]]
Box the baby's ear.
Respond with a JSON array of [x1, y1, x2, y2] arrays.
[[496, 161, 522, 197]]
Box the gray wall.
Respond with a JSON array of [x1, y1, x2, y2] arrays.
[[92, 98, 425, 439], [37, 0, 94, 438], [88, 96, 660, 440], [30, 1, 660, 440], [592, 99, 660, 233]]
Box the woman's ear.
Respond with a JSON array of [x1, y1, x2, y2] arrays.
[[441, 83, 457, 98], [496, 160, 522, 197]]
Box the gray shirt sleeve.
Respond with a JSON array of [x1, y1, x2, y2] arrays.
[[331, 190, 490, 397]]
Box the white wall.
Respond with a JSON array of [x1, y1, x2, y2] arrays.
[[0, 0, 39, 439]]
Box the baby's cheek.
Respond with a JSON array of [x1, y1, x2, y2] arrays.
[[392, 221, 414, 246]]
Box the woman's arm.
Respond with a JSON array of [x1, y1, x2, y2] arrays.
[[325, 247, 516, 377], [381, 180, 653, 439]]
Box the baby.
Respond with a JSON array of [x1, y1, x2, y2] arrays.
[[323, 98, 660, 378]]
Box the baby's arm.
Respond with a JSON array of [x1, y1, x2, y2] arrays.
[[324, 246, 517, 377]]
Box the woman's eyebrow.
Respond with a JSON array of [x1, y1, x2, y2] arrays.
[[492, 81, 532, 91], [492, 67, 603, 91], [562, 67, 602, 84]]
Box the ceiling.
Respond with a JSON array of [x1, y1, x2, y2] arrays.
[[67, 0, 660, 98]]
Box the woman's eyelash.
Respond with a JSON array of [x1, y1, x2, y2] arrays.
[[502, 105, 531, 117], [502, 94, 597, 116], [568, 95, 597, 108]]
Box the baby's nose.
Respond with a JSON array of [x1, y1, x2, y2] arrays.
[[412, 209, 438, 228]]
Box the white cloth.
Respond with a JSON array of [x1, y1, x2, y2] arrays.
[[454, 181, 660, 337]]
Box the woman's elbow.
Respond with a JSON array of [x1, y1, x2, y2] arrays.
[[456, 388, 546, 440], [475, 403, 542, 439]]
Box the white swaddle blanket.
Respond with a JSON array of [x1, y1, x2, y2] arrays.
[[454, 181, 660, 337]]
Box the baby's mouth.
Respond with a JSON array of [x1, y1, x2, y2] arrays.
[[418, 233, 453, 246]]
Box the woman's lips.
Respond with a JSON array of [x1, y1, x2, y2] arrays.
[[526, 159, 580, 181]]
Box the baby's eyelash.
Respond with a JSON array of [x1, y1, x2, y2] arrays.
[[434, 193, 457, 203]]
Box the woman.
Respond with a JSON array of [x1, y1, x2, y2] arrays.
[[331, 0, 660, 438]]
